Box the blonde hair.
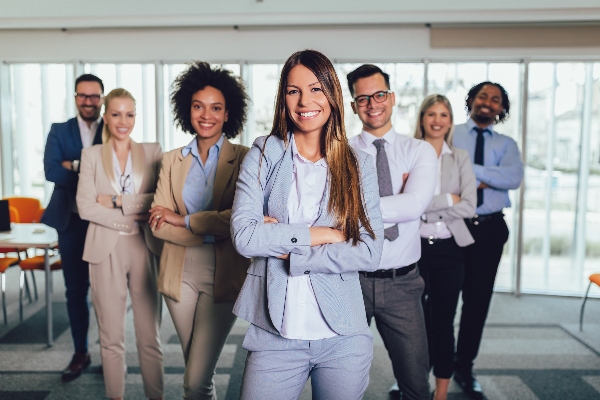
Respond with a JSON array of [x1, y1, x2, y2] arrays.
[[101, 88, 136, 144], [413, 94, 454, 145]]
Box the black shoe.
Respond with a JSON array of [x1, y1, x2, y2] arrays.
[[453, 370, 485, 399], [389, 382, 402, 399], [61, 352, 91, 382]]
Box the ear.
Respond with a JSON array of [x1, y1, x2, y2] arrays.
[[102, 113, 107, 124], [390, 92, 396, 107], [224, 109, 229, 122], [351, 102, 358, 114]]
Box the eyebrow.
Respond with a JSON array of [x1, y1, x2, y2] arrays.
[[192, 99, 224, 106], [286, 81, 320, 88]]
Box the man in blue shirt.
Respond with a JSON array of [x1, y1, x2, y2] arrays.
[[452, 82, 523, 399]]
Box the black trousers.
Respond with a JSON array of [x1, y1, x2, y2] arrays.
[[454, 216, 509, 373], [419, 237, 465, 379]]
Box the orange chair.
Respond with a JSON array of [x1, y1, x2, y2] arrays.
[[579, 274, 600, 331], [4, 196, 43, 223], [19, 254, 62, 321]]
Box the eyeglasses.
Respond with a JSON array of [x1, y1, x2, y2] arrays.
[[120, 174, 131, 194], [74, 93, 103, 102], [353, 90, 392, 107]]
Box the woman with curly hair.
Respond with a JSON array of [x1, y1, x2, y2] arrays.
[[148, 62, 250, 399]]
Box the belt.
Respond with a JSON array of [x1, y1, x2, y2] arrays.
[[361, 263, 417, 278], [421, 237, 452, 245], [465, 211, 504, 226]]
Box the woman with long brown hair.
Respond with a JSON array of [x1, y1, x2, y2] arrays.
[[231, 49, 384, 400]]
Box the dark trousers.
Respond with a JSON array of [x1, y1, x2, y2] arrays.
[[361, 267, 430, 400], [58, 213, 90, 354], [454, 216, 509, 373], [419, 237, 465, 379]]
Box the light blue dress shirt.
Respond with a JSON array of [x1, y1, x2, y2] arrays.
[[182, 135, 224, 243], [452, 119, 524, 215]]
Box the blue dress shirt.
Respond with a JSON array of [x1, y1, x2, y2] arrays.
[[452, 119, 524, 215], [182, 135, 224, 243]]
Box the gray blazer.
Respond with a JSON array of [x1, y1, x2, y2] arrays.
[[231, 133, 384, 337], [422, 147, 476, 247]]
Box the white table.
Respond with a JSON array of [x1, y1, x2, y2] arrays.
[[0, 223, 60, 346]]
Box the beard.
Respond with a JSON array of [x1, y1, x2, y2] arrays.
[[471, 109, 496, 126]]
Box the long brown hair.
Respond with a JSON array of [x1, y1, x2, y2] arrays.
[[268, 49, 375, 245], [101, 88, 136, 144]]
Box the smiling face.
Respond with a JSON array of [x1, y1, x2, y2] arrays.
[[103, 97, 135, 142], [469, 84, 504, 127], [75, 81, 103, 122], [421, 102, 452, 141], [190, 86, 228, 145], [285, 64, 331, 138], [351, 73, 395, 137]]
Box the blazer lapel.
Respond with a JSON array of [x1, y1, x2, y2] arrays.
[[130, 140, 145, 194], [440, 153, 452, 193], [213, 139, 235, 210], [93, 121, 104, 145], [70, 118, 84, 151], [266, 139, 292, 224], [172, 149, 193, 216], [101, 142, 121, 194], [314, 173, 332, 226]]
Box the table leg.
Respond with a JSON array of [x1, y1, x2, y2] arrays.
[[45, 248, 53, 347]]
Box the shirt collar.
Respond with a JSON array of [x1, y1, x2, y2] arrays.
[[441, 140, 453, 155], [360, 126, 397, 148], [290, 134, 327, 168], [76, 114, 100, 130], [182, 134, 225, 159], [466, 118, 495, 136]]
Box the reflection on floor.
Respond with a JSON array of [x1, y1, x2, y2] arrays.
[[0, 267, 599, 400]]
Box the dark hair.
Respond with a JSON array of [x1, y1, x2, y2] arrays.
[[466, 81, 510, 123], [268, 49, 375, 245], [171, 61, 249, 139], [75, 74, 104, 93], [346, 64, 390, 97]]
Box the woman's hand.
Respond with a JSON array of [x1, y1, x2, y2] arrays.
[[264, 216, 278, 224], [451, 194, 461, 204], [149, 206, 186, 230], [309, 226, 347, 246], [97, 194, 120, 208]]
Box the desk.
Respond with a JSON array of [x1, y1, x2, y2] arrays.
[[0, 223, 59, 346]]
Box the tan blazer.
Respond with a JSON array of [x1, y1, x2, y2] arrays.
[[77, 140, 164, 264], [153, 138, 250, 303]]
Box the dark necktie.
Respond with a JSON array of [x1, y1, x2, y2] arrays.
[[373, 139, 399, 241], [474, 127, 487, 207]]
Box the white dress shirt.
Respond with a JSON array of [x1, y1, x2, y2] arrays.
[[77, 114, 100, 149], [281, 134, 337, 340], [419, 141, 453, 240], [112, 149, 139, 235], [348, 128, 437, 269]]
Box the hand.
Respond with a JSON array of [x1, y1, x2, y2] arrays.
[[264, 216, 278, 224], [478, 182, 490, 189], [277, 254, 290, 260], [97, 194, 119, 208], [309, 226, 346, 246], [61, 160, 72, 170], [451, 194, 461, 204], [400, 173, 409, 193], [149, 206, 185, 230]]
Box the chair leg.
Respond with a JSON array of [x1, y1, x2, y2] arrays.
[[1, 273, 6, 325], [19, 270, 24, 322], [23, 271, 33, 304], [29, 270, 38, 301], [580, 281, 593, 332]]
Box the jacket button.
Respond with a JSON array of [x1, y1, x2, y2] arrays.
[[304, 270, 310, 274], [291, 238, 297, 243]]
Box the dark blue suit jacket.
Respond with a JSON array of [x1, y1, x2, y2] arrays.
[[42, 117, 103, 233]]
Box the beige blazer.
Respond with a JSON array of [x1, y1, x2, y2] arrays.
[[77, 140, 164, 264], [152, 138, 250, 303], [422, 147, 477, 247]]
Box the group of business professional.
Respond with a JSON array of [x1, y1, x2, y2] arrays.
[[42, 50, 523, 400]]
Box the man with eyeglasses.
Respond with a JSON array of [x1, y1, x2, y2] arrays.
[[42, 73, 104, 382], [347, 65, 437, 400]]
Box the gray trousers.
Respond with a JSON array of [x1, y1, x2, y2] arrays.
[[240, 324, 373, 400], [360, 266, 430, 400]]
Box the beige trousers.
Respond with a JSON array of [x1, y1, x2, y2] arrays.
[[164, 244, 237, 400], [90, 233, 164, 399]]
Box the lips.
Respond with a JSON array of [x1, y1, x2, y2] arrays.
[[298, 111, 320, 119]]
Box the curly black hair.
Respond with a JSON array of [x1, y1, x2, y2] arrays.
[[171, 61, 250, 139], [465, 81, 510, 124]]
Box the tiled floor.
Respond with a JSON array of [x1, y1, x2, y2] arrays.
[[1, 266, 600, 399]]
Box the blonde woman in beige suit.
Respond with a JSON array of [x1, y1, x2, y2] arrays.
[[76, 88, 164, 400], [148, 62, 250, 399]]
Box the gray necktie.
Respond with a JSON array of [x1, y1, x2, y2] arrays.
[[373, 139, 399, 241]]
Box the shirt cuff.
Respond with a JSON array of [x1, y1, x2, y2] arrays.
[[446, 193, 453, 207], [185, 215, 191, 230]]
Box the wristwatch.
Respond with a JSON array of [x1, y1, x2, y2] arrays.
[[111, 195, 118, 209], [71, 159, 80, 172]]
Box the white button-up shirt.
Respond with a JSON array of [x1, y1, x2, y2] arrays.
[[112, 148, 139, 235], [419, 141, 453, 239], [280, 134, 337, 340], [77, 114, 100, 149], [348, 128, 437, 269]]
